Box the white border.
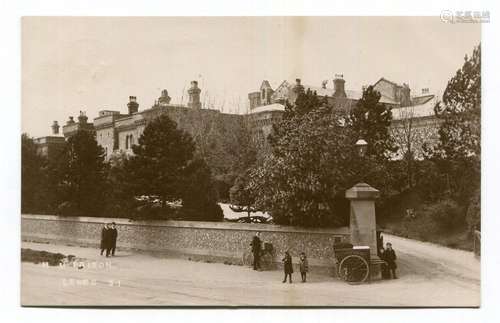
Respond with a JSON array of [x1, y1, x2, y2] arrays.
[[1, 1, 499, 322]]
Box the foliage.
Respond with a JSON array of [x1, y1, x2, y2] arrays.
[[56, 130, 106, 216], [229, 172, 257, 217], [21, 134, 48, 213], [180, 158, 223, 221], [466, 188, 481, 233], [249, 91, 359, 227], [349, 85, 396, 161], [129, 115, 195, 208], [427, 44, 481, 207]]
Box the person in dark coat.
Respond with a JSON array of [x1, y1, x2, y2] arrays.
[[100, 223, 110, 256], [379, 247, 390, 279], [250, 232, 262, 270], [282, 251, 293, 283], [299, 252, 309, 283], [109, 222, 118, 256], [382, 242, 397, 279]]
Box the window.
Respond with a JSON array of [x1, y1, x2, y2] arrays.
[[125, 135, 129, 149], [262, 89, 265, 100]]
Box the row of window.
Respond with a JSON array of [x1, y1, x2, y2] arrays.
[[125, 134, 134, 149]]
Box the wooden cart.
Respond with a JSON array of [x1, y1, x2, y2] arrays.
[[334, 244, 371, 284]]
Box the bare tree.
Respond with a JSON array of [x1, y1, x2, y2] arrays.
[[391, 105, 438, 188]]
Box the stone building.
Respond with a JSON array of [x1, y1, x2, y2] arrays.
[[35, 76, 440, 164], [246, 75, 440, 158], [33, 121, 65, 158]]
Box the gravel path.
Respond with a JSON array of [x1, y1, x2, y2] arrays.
[[21, 235, 480, 307]]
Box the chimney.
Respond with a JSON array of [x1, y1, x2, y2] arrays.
[[51, 121, 60, 135], [77, 111, 88, 124], [333, 74, 346, 98], [127, 96, 139, 114], [321, 80, 328, 89], [293, 78, 304, 94], [67, 116, 75, 125], [158, 90, 171, 106], [188, 81, 201, 109]]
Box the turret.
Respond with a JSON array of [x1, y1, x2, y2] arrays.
[[333, 74, 346, 98], [51, 121, 60, 135], [188, 81, 201, 109], [158, 89, 171, 106], [127, 96, 139, 114]]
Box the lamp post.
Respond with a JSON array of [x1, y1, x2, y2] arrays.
[[346, 138, 380, 257], [355, 138, 368, 157]]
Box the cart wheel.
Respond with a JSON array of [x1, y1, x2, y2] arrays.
[[338, 255, 369, 284]]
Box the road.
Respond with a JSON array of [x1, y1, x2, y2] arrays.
[[21, 234, 480, 307]]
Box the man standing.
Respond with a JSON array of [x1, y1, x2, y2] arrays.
[[383, 242, 397, 279], [109, 222, 118, 256], [100, 223, 110, 256], [250, 232, 262, 270]]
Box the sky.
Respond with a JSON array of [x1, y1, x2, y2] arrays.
[[22, 16, 480, 137]]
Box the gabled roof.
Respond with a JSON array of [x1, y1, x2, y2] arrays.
[[260, 80, 272, 90], [411, 94, 435, 106], [373, 77, 400, 88], [392, 96, 437, 120]]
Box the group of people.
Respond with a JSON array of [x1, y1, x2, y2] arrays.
[[252, 231, 398, 283], [251, 232, 309, 284], [100, 222, 118, 257]]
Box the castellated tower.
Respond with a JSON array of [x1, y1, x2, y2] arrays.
[[127, 96, 139, 114], [188, 80, 201, 109]]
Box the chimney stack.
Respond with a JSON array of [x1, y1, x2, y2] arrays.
[[333, 74, 346, 98], [188, 81, 201, 109], [77, 111, 88, 124], [127, 96, 139, 114], [293, 78, 304, 94], [51, 121, 60, 135]]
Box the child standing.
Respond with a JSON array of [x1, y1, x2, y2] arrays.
[[382, 242, 397, 279], [299, 252, 309, 283], [282, 251, 293, 283]]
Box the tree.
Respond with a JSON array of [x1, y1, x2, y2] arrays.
[[57, 130, 106, 216], [390, 105, 439, 188], [21, 134, 47, 213], [129, 115, 195, 209], [229, 172, 257, 218], [249, 91, 360, 227], [430, 44, 481, 205], [180, 159, 223, 221], [350, 85, 396, 161], [102, 151, 136, 218]]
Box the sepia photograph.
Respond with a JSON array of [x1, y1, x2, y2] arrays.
[[20, 15, 481, 307]]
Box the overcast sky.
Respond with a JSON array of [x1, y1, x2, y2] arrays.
[[22, 16, 480, 137]]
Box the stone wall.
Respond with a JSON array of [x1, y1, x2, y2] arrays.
[[22, 214, 349, 274]]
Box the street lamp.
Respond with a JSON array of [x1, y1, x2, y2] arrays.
[[355, 139, 368, 157]]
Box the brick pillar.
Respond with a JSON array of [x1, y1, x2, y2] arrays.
[[345, 182, 379, 256]]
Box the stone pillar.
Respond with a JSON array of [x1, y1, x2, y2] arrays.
[[345, 182, 379, 256]]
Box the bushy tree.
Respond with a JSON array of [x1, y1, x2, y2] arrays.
[[249, 91, 361, 226], [429, 44, 481, 206], [229, 172, 256, 218], [180, 159, 223, 221], [129, 115, 195, 208], [57, 130, 106, 216], [129, 114, 222, 221], [21, 134, 47, 213], [349, 85, 396, 161]]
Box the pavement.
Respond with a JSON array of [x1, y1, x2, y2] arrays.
[[21, 234, 480, 307]]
